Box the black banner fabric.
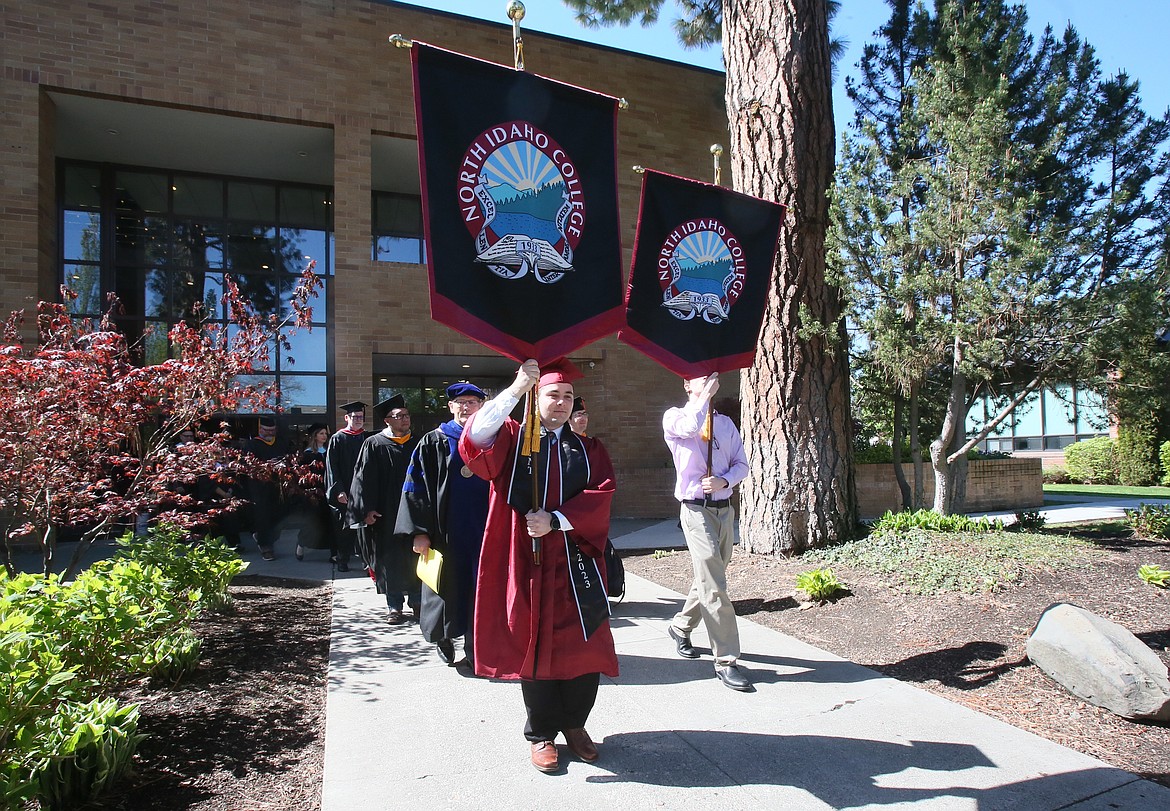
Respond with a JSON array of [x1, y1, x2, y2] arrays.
[[619, 170, 785, 377], [411, 43, 624, 363]]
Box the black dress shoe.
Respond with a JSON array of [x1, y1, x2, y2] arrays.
[[436, 639, 455, 665], [715, 664, 754, 692], [668, 626, 699, 659], [336, 561, 349, 572]]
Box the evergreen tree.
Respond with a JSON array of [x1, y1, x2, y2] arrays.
[[834, 0, 1170, 512]]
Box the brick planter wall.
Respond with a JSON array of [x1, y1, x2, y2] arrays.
[[855, 458, 1044, 518], [617, 458, 1044, 520]]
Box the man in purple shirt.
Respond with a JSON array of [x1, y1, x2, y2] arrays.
[[662, 372, 753, 692]]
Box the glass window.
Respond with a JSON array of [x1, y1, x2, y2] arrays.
[[279, 228, 327, 274], [1042, 385, 1077, 436], [226, 226, 278, 271], [114, 268, 170, 319], [1044, 435, 1077, 450], [1076, 388, 1109, 434], [372, 192, 424, 264], [60, 161, 333, 416], [374, 235, 425, 264], [63, 211, 102, 261], [173, 175, 223, 218], [233, 374, 279, 413], [63, 165, 101, 209], [279, 374, 327, 413], [63, 264, 102, 315], [1013, 391, 1042, 437], [175, 270, 224, 321], [115, 214, 169, 265], [374, 192, 422, 233], [228, 181, 277, 222], [116, 171, 168, 213], [230, 272, 281, 314], [280, 328, 327, 372], [142, 321, 172, 365], [172, 220, 224, 268], [279, 274, 326, 321], [280, 186, 331, 229]]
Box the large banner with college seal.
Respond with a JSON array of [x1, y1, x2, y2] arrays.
[[411, 43, 624, 363], [619, 169, 785, 377]]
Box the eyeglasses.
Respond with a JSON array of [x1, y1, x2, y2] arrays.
[[387, 411, 410, 419]]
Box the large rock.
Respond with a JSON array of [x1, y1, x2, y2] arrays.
[[1027, 602, 1170, 722]]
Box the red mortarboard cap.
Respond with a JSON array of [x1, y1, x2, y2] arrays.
[[538, 357, 583, 389]]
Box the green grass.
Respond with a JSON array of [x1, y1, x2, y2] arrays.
[[1044, 483, 1170, 498], [801, 528, 1094, 595]]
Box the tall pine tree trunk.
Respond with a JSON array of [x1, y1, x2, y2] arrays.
[[725, 0, 855, 553]]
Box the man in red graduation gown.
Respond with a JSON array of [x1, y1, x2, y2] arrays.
[[460, 358, 617, 774]]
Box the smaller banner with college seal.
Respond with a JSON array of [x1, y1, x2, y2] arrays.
[[411, 43, 624, 363], [619, 169, 785, 377]]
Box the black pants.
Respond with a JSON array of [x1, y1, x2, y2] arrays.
[[521, 673, 600, 742]]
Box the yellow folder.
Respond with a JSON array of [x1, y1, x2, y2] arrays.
[[416, 547, 443, 592]]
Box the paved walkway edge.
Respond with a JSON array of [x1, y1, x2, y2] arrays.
[[320, 566, 1170, 810]]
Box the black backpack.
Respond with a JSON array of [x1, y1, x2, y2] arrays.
[[604, 539, 625, 602]]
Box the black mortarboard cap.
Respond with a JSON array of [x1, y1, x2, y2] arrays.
[[339, 400, 366, 413], [374, 394, 407, 423], [258, 415, 277, 428], [572, 397, 586, 414]]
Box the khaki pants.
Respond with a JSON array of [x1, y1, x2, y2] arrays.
[[670, 502, 741, 667]]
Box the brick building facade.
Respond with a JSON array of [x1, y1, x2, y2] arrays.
[[1, 0, 733, 517]]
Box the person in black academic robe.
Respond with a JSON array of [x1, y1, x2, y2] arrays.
[[240, 415, 290, 560], [396, 382, 491, 665], [293, 424, 333, 561], [349, 395, 419, 623], [325, 401, 369, 571]]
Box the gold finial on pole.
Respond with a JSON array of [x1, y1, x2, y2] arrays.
[[506, 1, 526, 71], [711, 144, 724, 186], [618, 98, 629, 111], [632, 165, 646, 174], [388, 34, 413, 48]]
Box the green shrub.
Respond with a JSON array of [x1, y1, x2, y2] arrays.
[[795, 568, 844, 601], [1160, 441, 1170, 486], [114, 524, 247, 613], [0, 524, 244, 810], [32, 698, 144, 811], [1063, 436, 1119, 484], [1014, 510, 1046, 531], [1117, 415, 1159, 486], [871, 509, 1004, 534], [1125, 503, 1170, 539], [0, 597, 80, 811], [54, 559, 195, 686], [1042, 466, 1071, 484], [854, 443, 896, 464], [145, 630, 203, 684], [1138, 564, 1169, 587]]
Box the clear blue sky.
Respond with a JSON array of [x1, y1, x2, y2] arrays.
[[394, 0, 1169, 127]]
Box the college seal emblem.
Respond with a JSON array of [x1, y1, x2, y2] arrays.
[[658, 218, 747, 323], [457, 121, 585, 284]]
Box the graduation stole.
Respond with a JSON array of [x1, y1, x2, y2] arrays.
[[506, 426, 609, 639]]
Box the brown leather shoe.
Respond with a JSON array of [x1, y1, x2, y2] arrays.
[[563, 727, 598, 763], [530, 740, 558, 773]]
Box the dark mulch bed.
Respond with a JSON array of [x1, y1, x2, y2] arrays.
[[91, 527, 1169, 807], [624, 528, 1170, 788], [99, 576, 330, 811]]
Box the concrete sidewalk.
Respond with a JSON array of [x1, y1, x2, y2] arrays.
[[310, 512, 1170, 811]]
